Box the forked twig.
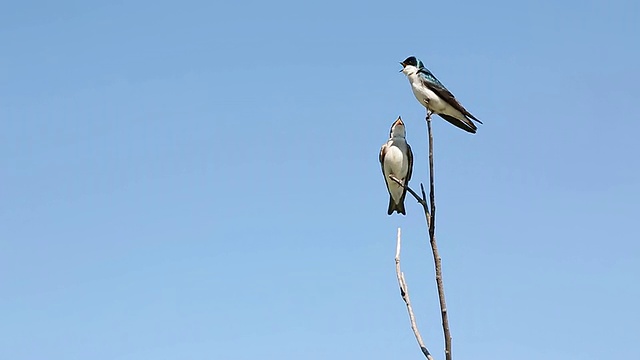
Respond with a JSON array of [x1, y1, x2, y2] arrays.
[[388, 112, 453, 360], [395, 228, 435, 360], [388, 175, 428, 210]]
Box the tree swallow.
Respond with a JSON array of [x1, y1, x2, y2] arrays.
[[380, 117, 414, 215], [400, 56, 483, 134]]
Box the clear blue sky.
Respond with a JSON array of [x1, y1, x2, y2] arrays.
[[2, 1, 639, 359]]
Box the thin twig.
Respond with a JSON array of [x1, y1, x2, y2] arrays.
[[395, 228, 435, 360], [420, 184, 428, 215], [388, 175, 428, 209], [386, 173, 433, 229], [426, 113, 436, 244], [426, 112, 452, 360]]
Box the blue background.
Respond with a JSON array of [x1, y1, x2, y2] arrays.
[[2, 1, 639, 359]]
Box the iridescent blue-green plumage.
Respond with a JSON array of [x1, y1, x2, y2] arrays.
[[417, 67, 446, 89], [401, 56, 482, 132]]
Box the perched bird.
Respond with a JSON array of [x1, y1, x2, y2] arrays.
[[400, 56, 482, 134], [380, 117, 414, 215]]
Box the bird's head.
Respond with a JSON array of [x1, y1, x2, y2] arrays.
[[390, 116, 406, 138], [400, 56, 423, 76]]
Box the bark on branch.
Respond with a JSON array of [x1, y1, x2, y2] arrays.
[[389, 112, 452, 360], [426, 112, 452, 360], [395, 228, 435, 360]]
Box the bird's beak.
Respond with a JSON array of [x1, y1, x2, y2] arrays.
[[399, 62, 406, 72], [394, 117, 404, 126]]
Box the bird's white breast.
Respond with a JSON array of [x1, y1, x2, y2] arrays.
[[383, 139, 409, 203], [407, 74, 448, 113], [384, 144, 407, 174]]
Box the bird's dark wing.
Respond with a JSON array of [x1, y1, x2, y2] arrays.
[[438, 114, 477, 134], [406, 143, 413, 183], [379, 144, 391, 190], [418, 68, 482, 124], [379, 144, 386, 175]]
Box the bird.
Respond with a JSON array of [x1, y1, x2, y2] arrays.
[[380, 116, 414, 215], [400, 56, 482, 134]]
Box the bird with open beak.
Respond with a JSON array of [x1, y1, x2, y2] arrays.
[[400, 56, 483, 134], [380, 117, 414, 215]]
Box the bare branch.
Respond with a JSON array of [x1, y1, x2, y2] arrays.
[[395, 228, 435, 360], [425, 112, 452, 360], [420, 183, 428, 214], [388, 113, 453, 360]]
